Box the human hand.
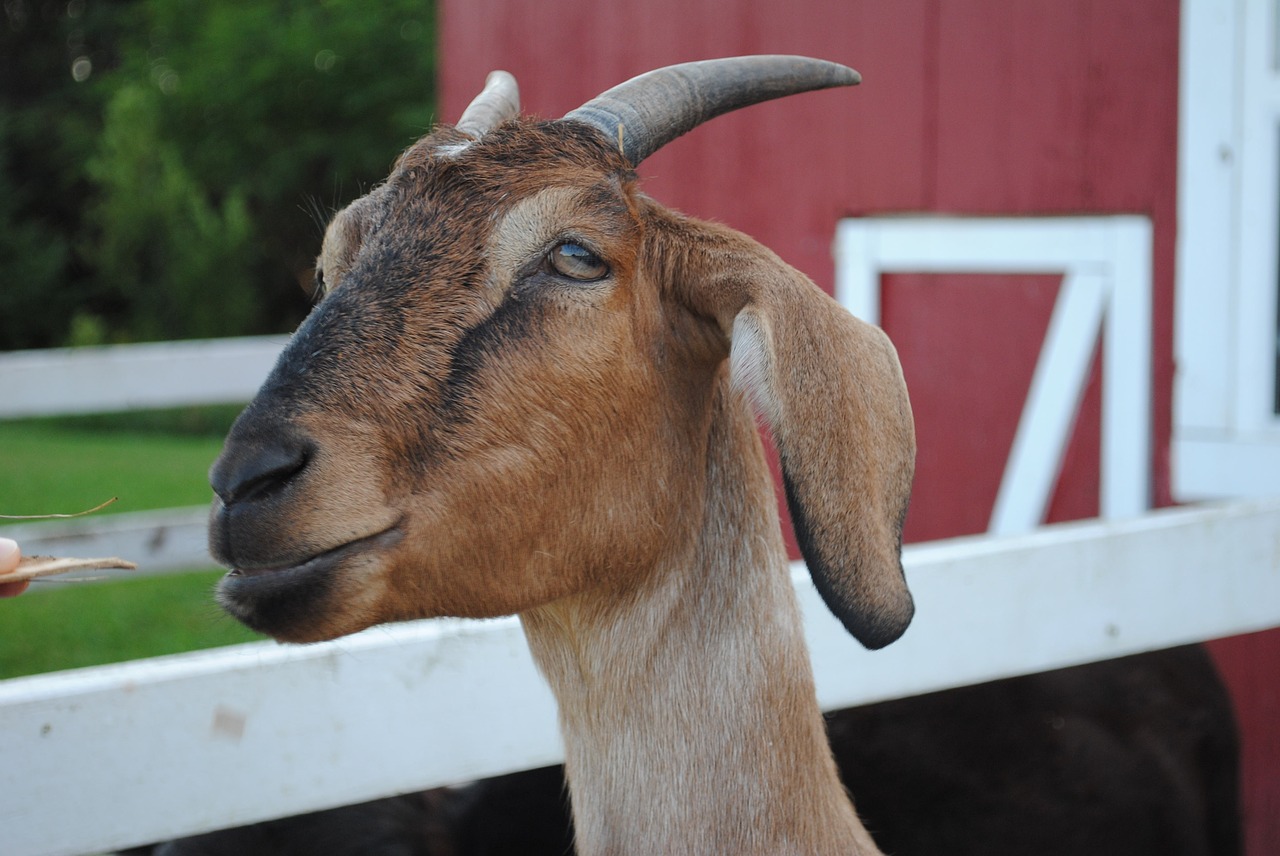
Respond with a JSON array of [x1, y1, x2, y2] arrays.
[[0, 537, 28, 597]]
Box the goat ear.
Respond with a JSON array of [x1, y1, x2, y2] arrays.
[[676, 226, 916, 649]]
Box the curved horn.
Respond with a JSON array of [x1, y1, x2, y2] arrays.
[[456, 70, 521, 139], [563, 55, 859, 166]]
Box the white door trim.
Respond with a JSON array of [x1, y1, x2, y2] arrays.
[[1175, 0, 1280, 500], [835, 216, 1153, 534]]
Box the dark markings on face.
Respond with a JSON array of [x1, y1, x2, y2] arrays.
[[438, 287, 547, 423], [242, 118, 636, 470]]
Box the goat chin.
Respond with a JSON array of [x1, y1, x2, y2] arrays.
[[208, 58, 913, 854], [214, 527, 402, 643]]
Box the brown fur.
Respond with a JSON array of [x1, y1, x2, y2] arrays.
[[209, 99, 914, 854]]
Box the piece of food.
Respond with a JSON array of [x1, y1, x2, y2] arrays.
[[0, 555, 137, 585]]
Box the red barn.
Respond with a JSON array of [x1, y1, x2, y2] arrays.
[[440, 1, 1279, 851]]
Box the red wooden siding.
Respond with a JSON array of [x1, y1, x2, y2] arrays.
[[442, 0, 1178, 524], [439, 1, 1279, 852], [881, 273, 1094, 542]]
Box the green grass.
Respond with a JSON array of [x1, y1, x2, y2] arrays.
[[0, 413, 233, 520], [0, 407, 265, 679], [0, 570, 264, 680]]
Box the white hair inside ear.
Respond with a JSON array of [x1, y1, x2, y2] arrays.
[[729, 310, 781, 426]]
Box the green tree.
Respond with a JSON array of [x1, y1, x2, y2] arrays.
[[86, 84, 258, 340], [1, 0, 436, 348], [0, 0, 131, 349], [85, 0, 436, 341], [0, 116, 72, 348]]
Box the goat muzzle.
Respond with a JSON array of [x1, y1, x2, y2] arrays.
[[208, 410, 404, 640]]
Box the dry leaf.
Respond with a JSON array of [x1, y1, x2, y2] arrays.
[[0, 555, 137, 585], [0, 499, 136, 585]]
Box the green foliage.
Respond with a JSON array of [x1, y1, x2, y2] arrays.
[[0, 0, 123, 349], [86, 83, 259, 340], [0, 118, 71, 347], [1, 0, 436, 348]]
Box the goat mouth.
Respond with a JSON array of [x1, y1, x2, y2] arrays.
[[225, 524, 403, 579], [217, 524, 404, 640]]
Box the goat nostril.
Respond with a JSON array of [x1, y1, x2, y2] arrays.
[[212, 438, 312, 505]]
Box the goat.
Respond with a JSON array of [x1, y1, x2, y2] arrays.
[[208, 56, 915, 855]]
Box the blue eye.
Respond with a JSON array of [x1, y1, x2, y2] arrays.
[[547, 242, 609, 282]]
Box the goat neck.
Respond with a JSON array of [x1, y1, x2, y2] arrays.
[[522, 379, 882, 856]]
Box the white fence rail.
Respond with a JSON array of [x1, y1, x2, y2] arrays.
[[0, 336, 283, 419], [1, 508, 214, 578], [0, 337, 286, 576], [3, 499, 1279, 856]]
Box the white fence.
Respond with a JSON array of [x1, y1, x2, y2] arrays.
[[2, 341, 1279, 855], [0, 336, 285, 419], [0, 337, 284, 574], [2, 507, 214, 579]]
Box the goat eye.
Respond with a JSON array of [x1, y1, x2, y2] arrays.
[[547, 242, 609, 282]]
